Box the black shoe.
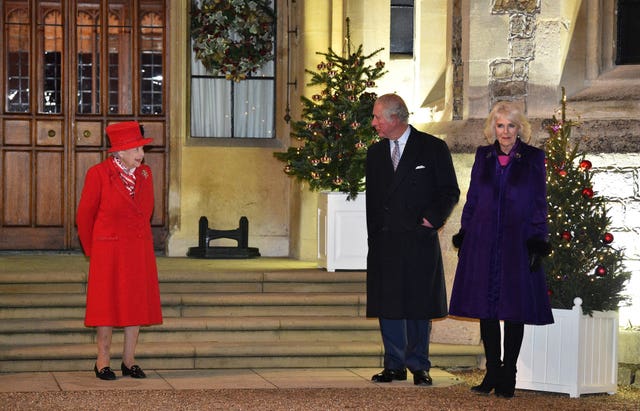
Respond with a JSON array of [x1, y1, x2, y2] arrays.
[[412, 370, 433, 386], [471, 382, 493, 394], [121, 362, 147, 378], [494, 366, 516, 398], [94, 364, 116, 380], [495, 388, 515, 398], [470, 368, 499, 394], [371, 368, 407, 382]]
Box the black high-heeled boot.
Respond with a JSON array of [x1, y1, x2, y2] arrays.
[[471, 319, 502, 394], [495, 321, 524, 398]]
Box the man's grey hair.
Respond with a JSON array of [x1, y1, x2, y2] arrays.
[[375, 93, 409, 124]]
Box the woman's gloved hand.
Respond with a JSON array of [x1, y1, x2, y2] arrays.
[[526, 238, 552, 271]]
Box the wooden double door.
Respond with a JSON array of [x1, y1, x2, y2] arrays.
[[0, 1, 168, 251]]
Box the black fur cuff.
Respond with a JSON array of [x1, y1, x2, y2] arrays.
[[526, 238, 552, 256], [452, 230, 465, 249]]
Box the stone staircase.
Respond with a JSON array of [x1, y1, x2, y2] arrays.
[[0, 257, 482, 373]]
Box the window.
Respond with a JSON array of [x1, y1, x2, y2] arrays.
[[77, 8, 100, 114], [390, 0, 414, 55], [190, 1, 276, 139], [140, 10, 164, 115], [616, 0, 640, 64], [41, 9, 63, 114], [6, 7, 30, 113]]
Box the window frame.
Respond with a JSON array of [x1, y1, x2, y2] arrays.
[[390, 0, 414, 56], [187, 0, 281, 148]]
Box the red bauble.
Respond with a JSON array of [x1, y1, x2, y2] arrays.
[[582, 187, 594, 198], [603, 233, 614, 244], [579, 160, 592, 171], [558, 169, 567, 177], [561, 231, 572, 241], [595, 265, 607, 276]]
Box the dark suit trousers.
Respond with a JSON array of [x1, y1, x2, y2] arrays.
[[379, 318, 432, 372]]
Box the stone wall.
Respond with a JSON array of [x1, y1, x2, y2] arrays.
[[590, 153, 640, 327], [489, 1, 540, 110]]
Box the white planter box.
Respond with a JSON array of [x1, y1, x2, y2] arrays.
[[516, 297, 618, 398], [317, 192, 367, 272]]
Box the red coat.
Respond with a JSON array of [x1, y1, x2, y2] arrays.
[[77, 158, 163, 327]]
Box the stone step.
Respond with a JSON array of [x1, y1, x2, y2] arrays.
[[0, 270, 367, 294], [0, 340, 482, 373], [0, 316, 379, 345], [0, 293, 366, 320], [0, 256, 483, 372]]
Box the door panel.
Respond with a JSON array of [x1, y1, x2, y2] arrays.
[[35, 151, 63, 226], [75, 121, 103, 146], [3, 150, 31, 225], [36, 120, 62, 145], [3, 120, 30, 145], [144, 151, 165, 227]]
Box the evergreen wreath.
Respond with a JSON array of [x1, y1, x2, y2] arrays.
[[191, 0, 275, 82]]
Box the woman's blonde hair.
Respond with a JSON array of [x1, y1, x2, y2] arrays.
[[483, 100, 531, 144]]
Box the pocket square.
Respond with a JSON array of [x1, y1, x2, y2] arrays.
[[415, 165, 426, 169]]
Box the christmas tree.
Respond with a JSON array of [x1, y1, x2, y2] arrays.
[[274, 19, 386, 200], [544, 88, 631, 315]]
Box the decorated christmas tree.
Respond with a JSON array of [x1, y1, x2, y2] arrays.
[[543, 88, 631, 315], [274, 19, 386, 200]]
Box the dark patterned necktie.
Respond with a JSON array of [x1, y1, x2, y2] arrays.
[[391, 140, 400, 170]]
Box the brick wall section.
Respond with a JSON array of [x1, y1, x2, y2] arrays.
[[489, 0, 541, 110], [452, 0, 463, 120]]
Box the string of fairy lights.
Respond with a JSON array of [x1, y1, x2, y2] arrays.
[[543, 89, 630, 314]]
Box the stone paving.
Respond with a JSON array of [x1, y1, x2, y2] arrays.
[[0, 368, 460, 392]]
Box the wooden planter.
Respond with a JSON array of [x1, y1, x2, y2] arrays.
[[317, 192, 367, 272], [516, 297, 618, 398]]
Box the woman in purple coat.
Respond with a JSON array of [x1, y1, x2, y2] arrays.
[[449, 101, 553, 398]]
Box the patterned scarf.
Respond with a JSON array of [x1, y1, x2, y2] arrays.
[[494, 139, 520, 167], [112, 156, 136, 197]]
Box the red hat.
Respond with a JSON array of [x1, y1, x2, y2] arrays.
[[106, 121, 153, 153]]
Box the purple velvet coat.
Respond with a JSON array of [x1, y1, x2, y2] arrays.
[[449, 140, 554, 325]]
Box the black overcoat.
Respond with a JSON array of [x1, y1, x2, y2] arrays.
[[365, 126, 460, 319]]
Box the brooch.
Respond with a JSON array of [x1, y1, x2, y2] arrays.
[[141, 169, 149, 179]]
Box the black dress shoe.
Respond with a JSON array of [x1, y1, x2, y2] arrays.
[[371, 368, 407, 382], [94, 364, 116, 380], [412, 370, 433, 386], [121, 362, 147, 378]]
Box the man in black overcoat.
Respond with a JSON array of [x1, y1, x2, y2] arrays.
[[366, 93, 459, 385]]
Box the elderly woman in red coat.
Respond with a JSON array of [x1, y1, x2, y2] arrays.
[[449, 101, 553, 398], [77, 121, 163, 380]]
